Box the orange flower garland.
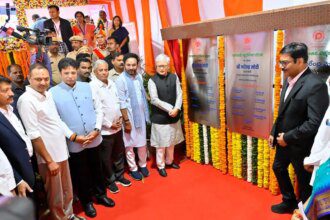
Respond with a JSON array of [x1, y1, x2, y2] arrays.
[[179, 39, 192, 158], [218, 36, 227, 174], [257, 138, 264, 187], [227, 130, 233, 175], [269, 30, 284, 195], [263, 139, 270, 189]]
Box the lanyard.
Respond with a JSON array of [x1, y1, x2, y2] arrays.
[[78, 23, 86, 35], [53, 21, 61, 38]]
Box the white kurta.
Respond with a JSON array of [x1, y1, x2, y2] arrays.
[[148, 75, 184, 148], [304, 105, 330, 186], [0, 148, 16, 194], [116, 73, 147, 148]]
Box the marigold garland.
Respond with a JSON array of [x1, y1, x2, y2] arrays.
[[247, 136, 253, 182], [192, 122, 201, 163], [210, 127, 220, 169], [227, 130, 233, 175], [263, 139, 270, 189], [232, 132, 242, 178], [257, 139, 264, 187], [179, 40, 192, 158], [288, 164, 295, 186], [218, 35, 227, 174], [269, 30, 284, 195]]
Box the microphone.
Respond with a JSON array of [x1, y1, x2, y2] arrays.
[[1, 26, 23, 39], [5, 3, 10, 23]]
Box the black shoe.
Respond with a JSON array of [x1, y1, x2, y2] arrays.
[[84, 202, 96, 218], [108, 182, 119, 194], [166, 163, 180, 169], [140, 167, 150, 177], [130, 171, 143, 181], [271, 201, 297, 214], [116, 177, 132, 187], [158, 168, 167, 177], [96, 195, 115, 207]]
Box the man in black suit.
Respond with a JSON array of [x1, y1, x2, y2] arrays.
[[44, 5, 73, 51], [0, 76, 34, 196], [269, 42, 329, 214]]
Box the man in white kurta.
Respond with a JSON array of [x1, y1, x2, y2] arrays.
[[0, 148, 16, 196], [304, 77, 330, 186], [115, 53, 150, 181], [18, 63, 84, 220], [148, 54, 184, 177]]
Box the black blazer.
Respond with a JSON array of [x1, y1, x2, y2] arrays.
[[0, 113, 35, 187], [271, 68, 329, 156], [44, 18, 73, 51]]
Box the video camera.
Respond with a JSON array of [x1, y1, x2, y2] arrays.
[[0, 25, 53, 46]]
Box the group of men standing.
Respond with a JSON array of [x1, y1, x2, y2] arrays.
[[0, 49, 184, 219]]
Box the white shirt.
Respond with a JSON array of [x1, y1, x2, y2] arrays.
[[0, 148, 16, 194], [284, 67, 308, 102], [0, 105, 33, 157], [53, 20, 62, 41], [90, 78, 122, 136], [17, 86, 69, 164]]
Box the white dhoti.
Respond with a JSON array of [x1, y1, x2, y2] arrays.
[[151, 120, 184, 169]]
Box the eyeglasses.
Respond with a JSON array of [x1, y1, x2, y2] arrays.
[[156, 65, 168, 69], [278, 60, 292, 67]]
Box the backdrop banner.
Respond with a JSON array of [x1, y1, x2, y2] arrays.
[[185, 37, 220, 128], [225, 31, 273, 139], [285, 24, 330, 80]]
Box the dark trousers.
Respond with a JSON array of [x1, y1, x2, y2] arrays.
[[69, 146, 106, 206], [273, 146, 312, 203], [99, 130, 125, 185]]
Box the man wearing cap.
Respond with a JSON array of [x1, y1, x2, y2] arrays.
[[48, 37, 65, 85], [67, 36, 84, 60]]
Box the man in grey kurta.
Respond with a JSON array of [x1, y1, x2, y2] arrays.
[[115, 53, 150, 181]]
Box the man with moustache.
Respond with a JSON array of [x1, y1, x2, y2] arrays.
[[66, 36, 84, 60], [269, 42, 329, 214], [115, 53, 150, 181], [48, 37, 65, 85], [108, 52, 124, 82], [50, 58, 114, 218], [104, 36, 120, 70], [90, 60, 131, 194], [0, 76, 34, 197], [77, 58, 92, 83], [7, 64, 25, 115], [17, 64, 84, 220]]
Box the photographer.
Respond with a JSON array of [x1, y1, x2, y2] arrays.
[[44, 5, 73, 51]]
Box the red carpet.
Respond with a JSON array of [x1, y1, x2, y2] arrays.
[[74, 158, 292, 220]]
